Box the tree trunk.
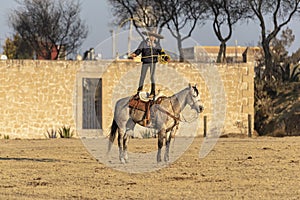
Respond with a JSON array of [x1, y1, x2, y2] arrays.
[[177, 36, 184, 62], [217, 42, 226, 63], [262, 39, 273, 80]]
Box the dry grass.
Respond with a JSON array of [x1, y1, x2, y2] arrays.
[[1, 136, 300, 199]]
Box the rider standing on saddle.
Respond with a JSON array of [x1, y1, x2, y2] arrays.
[[130, 30, 166, 98]]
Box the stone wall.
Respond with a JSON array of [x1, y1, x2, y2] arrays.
[[0, 60, 254, 139], [0, 60, 80, 139]]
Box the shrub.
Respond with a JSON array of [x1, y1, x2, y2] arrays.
[[44, 129, 58, 139], [255, 79, 300, 136], [142, 131, 151, 139], [58, 126, 74, 138]]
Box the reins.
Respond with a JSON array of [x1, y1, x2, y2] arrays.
[[156, 104, 180, 122], [155, 97, 180, 134], [180, 112, 199, 123], [156, 93, 199, 124]]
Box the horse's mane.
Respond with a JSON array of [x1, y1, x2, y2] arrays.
[[170, 86, 192, 99]]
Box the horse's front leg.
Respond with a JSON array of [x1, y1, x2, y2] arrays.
[[157, 129, 165, 163], [164, 131, 172, 162]]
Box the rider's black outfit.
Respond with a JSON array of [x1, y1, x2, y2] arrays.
[[133, 38, 165, 96]]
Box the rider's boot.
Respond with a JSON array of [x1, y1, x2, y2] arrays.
[[149, 83, 155, 99], [137, 85, 143, 94]]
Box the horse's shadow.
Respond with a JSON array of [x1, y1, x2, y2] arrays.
[[0, 157, 60, 162]]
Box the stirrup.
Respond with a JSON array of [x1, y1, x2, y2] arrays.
[[138, 91, 151, 102], [148, 94, 154, 99]]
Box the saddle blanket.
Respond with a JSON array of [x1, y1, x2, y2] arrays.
[[128, 94, 164, 112], [128, 95, 148, 112]]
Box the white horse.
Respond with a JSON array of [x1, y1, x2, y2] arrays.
[[108, 84, 203, 163]]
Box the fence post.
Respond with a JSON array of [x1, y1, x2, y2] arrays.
[[248, 114, 252, 137], [203, 116, 207, 137]]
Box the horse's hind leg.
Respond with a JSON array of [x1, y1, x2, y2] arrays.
[[157, 129, 165, 163], [164, 131, 172, 162], [117, 128, 126, 164], [123, 119, 135, 163], [123, 131, 129, 162]]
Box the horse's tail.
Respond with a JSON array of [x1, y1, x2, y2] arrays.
[[108, 119, 118, 153]]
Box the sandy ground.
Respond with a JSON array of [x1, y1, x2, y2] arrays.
[[1, 136, 300, 200]]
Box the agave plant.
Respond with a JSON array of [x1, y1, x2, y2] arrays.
[[44, 129, 58, 139], [290, 64, 300, 82], [58, 126, 74, 138], [279, 63, 300, 82]]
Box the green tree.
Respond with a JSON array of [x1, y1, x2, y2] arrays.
[[269, 27, 300, 82], [248, 0, 300, 80], [254, 27, 299, 136], [9, 0, 88, 60], [3, 34, 33, 59], [271, 27, 295, 64], [290, 48, 300, 65], [3, 37, 16, 59]]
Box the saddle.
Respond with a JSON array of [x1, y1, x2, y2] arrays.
[[128, 92, 164, 126]]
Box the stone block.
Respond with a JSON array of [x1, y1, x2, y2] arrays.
[[242, 105, 253, 113], [242, 90, 253, 97], [241, 82, 248, 90], [242, 75, 253, 83], [242, 97, 249, 106]]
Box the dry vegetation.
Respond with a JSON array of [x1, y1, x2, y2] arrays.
[[1, 136, 300, 199], [255, 81, 300, 136]]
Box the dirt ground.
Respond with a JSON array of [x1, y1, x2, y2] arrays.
[[1, 136, 300, 200]]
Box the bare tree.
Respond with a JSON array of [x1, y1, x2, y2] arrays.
[[108, 0, 207, 62], [109, 0, 167, 35], [248, 0, 300, 80], [205, 0, 252, 63], [9, 0, 88, 60], [159, 0, 207, 62]]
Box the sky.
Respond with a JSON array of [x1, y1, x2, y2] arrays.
[[0, 0, 299, 58]]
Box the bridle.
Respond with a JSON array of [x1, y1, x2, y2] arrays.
[[153, 87, 202, 138], [156, 87, 201, 125], [176, 87, 202, 123], [189, 87, 201, 113]]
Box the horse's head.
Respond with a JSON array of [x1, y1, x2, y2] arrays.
[[187, 84, 204, 113]]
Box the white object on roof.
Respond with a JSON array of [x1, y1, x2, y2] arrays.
[[0, 54, 8, 60]]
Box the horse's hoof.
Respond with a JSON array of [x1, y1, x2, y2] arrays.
[[124, 155, 128, 161], [120, 158, 126, 164], [164, 155, 169, 162]]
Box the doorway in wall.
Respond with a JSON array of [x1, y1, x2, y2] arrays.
[[82, 78, 102, 129]]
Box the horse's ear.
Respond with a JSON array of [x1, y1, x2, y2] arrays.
[[188, 83, 191, 88], [194, 83, 197, 88]]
